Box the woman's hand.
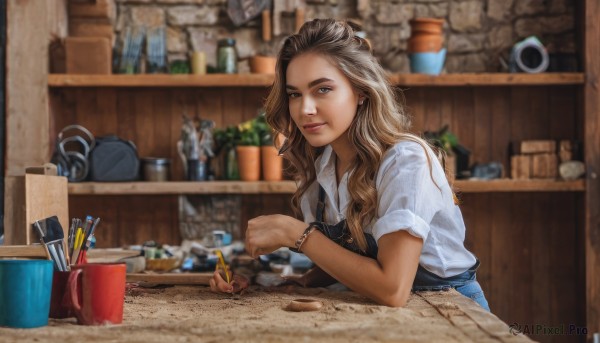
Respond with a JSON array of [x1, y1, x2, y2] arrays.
[[209, 271, 250, 294], [245, 214, 306, 258]]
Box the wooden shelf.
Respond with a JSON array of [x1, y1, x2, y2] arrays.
[[388, 73, 585, 86], [68, 181, 298, 195], [48, 74, 275, 87], [48, 73, 585, 88], [67, 179, 585, 195], [453, 179, 585, 193]]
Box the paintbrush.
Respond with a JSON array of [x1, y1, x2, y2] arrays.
[[214, 249, 231, 284], [34, 217, 67, 271], [78, 217, 101, 264]]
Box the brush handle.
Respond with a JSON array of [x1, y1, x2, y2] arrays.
[[47, 244, 62, 271]]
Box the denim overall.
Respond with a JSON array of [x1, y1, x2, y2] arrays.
[[311, 185, 490, 311]]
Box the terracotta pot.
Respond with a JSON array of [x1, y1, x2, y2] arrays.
[[409, 18, 444, 35], [249, 55, 277, 74], [408, 34, 443, 53], [236, 146, 261, 181], [261, 146, 283, 181]]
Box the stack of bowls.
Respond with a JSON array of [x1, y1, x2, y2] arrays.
[[407, 18, 446, 75]]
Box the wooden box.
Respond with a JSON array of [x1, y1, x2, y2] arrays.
[[69, 0, 116, 21], [532, 153, 558, 179], [4, 174, 69, 245], [65, 37, 112, 74], [69, 19, 115, 44], [510, 155, 531, 179], [520, 140, 556, 154]]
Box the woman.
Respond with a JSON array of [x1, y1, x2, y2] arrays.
[[210, 18, 489, 311]]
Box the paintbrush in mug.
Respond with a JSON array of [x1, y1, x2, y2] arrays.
[[45, 216, 69, 271], [78, 217, 100, 264], [71, 228, 84, 266], [33, 220, 64, 271], [68, 218, 79, 256]]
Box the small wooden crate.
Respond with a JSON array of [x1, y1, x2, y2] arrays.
[[4, 174, 69, 245]]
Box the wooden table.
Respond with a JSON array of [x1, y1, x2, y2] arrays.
[[0, 285, 532, 342]]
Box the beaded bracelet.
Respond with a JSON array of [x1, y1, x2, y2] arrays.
[[294, 224, 316, 253]]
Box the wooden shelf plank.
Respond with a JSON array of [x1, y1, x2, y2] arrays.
[[67, 179, 585, 195], [48, 73, 585, 88], [67, 181, 298, 195], [453, 179, 585, 192], [48, 74, 276, 87], [389, 73, 585, 86]]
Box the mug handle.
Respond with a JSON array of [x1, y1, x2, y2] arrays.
[[64, 269, 83, 317]]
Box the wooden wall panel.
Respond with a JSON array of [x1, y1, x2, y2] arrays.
[[462, 193, 584, 343]]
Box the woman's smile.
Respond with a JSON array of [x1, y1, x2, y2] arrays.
[[302, 122, 326, 132]]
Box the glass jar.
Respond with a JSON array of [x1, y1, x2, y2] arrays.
[[217, 38, 238, 74]]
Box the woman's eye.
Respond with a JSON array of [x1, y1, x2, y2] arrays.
[[287, 92, 300, 98], [317, 87, 331, 94]]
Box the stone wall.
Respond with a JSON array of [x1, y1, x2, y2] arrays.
[[115, 0, 576, 73]]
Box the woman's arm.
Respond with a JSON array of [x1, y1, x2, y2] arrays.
[[244, 214, 423, 307], [300, 229, 422, 307]]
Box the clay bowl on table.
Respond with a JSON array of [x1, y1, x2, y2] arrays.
[[285, 298, 323, 312]]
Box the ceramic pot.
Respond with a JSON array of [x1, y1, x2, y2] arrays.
[[409, 48, 447, 75], [408, 18, 445, 54], [409, 18, 444, 35], [408, 34, 443, 53], [261, 146, 283, 181], [236, 146, 260, 181], [249, 55, 277, 74]]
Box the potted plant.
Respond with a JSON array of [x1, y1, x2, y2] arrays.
[[424, 125, 470, 180], [213, 126, 240, 180], [255, 114, 283, 181], [235, 117, 263, 181]]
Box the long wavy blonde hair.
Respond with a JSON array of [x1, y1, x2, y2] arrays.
[[265, 19, 438, 251]]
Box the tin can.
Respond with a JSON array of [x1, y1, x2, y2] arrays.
[[141, 158, 171, 181]]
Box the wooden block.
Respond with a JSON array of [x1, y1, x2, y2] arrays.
[[4, 174, 69, 245], [511, 155, 531, 179], [25, 163, 58, 176], [532, 153, 558, 179], [520, 140, 556, 154], [0, 245, 48, 258], [126, 272, 213, 285], [69, 0, 116, 21], [559, 139, 573, 162], [69, 19, 115, 44], [65, 37, 112, 74]]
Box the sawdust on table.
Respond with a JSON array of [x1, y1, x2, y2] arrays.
[[0, 285, 531, 343]]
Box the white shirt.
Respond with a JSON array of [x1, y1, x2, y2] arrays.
[[300, 140, 477, 278]]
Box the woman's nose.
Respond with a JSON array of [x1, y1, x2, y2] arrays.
[[301, 96, 316, 116]]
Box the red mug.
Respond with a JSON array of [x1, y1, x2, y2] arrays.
[[64, 263, 126, 325]]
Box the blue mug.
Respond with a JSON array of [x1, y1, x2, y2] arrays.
[[409, 48, 447, 75], [0, 259, 54, 328]]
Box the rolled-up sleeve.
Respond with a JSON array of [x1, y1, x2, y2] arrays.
[[371, 143, 446, 242]]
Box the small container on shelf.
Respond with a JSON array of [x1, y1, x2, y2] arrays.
[[141, 157, 171, 181], [217, 38, 238, 74]]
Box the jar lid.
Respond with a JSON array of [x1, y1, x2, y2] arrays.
[[218, 38, 236, 47], [141, 157, 171, 165]]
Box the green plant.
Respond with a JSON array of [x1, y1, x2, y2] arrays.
[[424, 125, 458, 153], [236, 112, 272, 146], [213, 112, 274, 152]]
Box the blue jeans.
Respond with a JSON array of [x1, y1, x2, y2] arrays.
[[412, 260, 490, 312]]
